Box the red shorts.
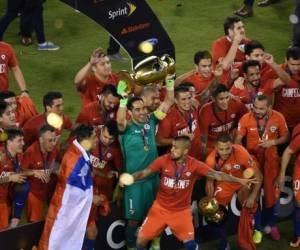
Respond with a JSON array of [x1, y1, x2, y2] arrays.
[[293, 166, 300, 202], [26, 192, 45, 222], [138, 201, 194, 241], [214, 182, 242, 206]]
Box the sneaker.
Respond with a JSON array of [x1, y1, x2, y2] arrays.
[[290, 237, 300, 248], [234, 5, 253, 17], [253, 230, 263, 244], [38, 41, 60, 51], [270, 226, 280, 241], [263, 225, 271, 234], [108, 52, 128, 62], [10, 217, 20, 228]]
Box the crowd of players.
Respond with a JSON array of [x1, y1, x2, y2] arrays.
[[0, 14, 300, 250]]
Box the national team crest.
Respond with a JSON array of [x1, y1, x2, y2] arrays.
[[231, 114, 236, 118], [144, 124, 150, 130], [186, 171, 191, 177], [106, 152, 112, 159], [1, 54, 5, 60], [233, 164, 240, 170], [269, 125, 277, 133]]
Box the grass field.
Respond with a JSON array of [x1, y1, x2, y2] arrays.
[[0, 0, 296, 249]]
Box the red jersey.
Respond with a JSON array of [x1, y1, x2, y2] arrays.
[[15, 96, 38, 127], [273, 63, 300, 127], [21, 142, 58, 200], [0, 42, 18, 91], [206, 144, 257, 178], [0, 148, 22, 202], [185, 72, 214, 96], [150, 154, 210, 211], [289, 124, 300, 167], [230, 80, 274, 109], [237, 110, 289, 152], [156, 105, 201, 159], [77, 73, 119, 107], [76, 101, 116, 127], [199, 98, 248, 152], [23, 113, 73, 146], [91, 141, 123, 200], [212, 37, 250, 82]]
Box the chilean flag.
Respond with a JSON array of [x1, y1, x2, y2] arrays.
[[48, 140, 93, 250]]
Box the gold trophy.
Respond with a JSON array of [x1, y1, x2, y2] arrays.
[[198, 196, 227, 225], [116, 54, 176, 95]]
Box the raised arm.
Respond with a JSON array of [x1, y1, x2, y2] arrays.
[[116, 81, 128, 132], [74, 48, 102, 88], [156, 79, 174, 114]]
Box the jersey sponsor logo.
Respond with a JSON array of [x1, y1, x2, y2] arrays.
[[177, 120, 198, 135], [0, 64, 5, 74], [211, 121, 234, 133], [163, 177, 190, 189], [250, 127, 257, 131], [134, 130, 141, 134], [282, 88, 300, 98], [269, 125, 277, 133]]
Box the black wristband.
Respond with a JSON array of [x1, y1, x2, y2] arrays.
[[21, 90, 29, 93]]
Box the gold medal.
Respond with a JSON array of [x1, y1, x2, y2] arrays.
[[144, 145, 149, 151]]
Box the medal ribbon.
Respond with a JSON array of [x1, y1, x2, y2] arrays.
[[141, 122, 150, 149], [255, 113, 270, 140], [173, 161, 186, 184], [98, 142, 110, 161]]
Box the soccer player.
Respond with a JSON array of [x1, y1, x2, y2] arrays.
[[175, 51, 223, 105], [211, 16, 250, 82], [199, 84, 247, 160], [273, 47, 300, 130], [119, 135, 256, 250], [0, 128, 26, 230], [76, 84, 120, 127], [38, 125, 98, 250], [0, 41, 28, 93], [156, 85, 201, 159], [206, 134, 262, 249], [0, 90, 38, 127], [116, 79, 174, 249], [84, 120, 122, 250], [235, 94, 289, 243], [9, 125, 58, 227], [230, 60, 288, 109], [23, 91, 73, 146], [279, 123, 300, 247], [22, 125, 58, 221], [74, 48, 119, 108]]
